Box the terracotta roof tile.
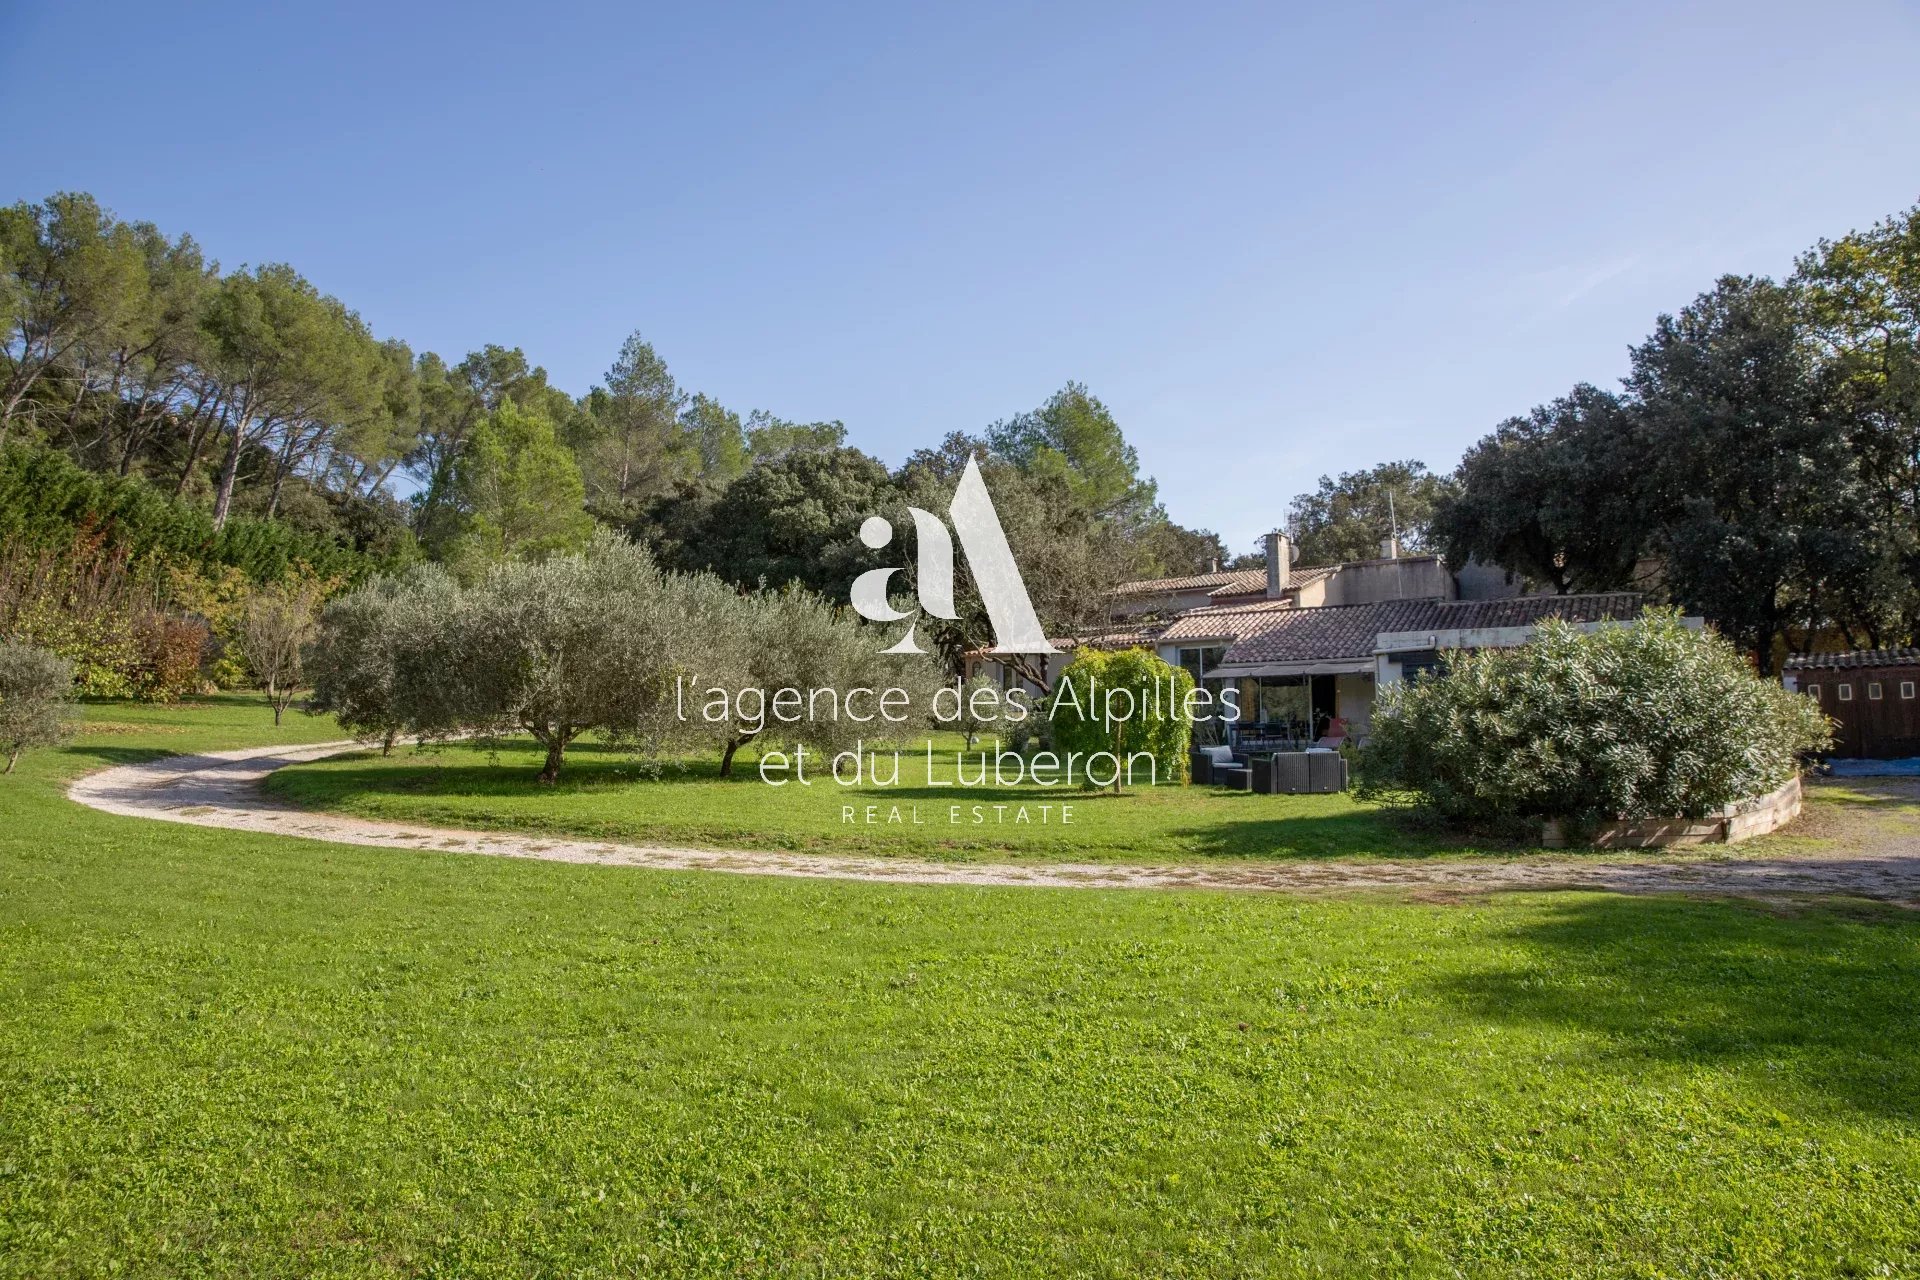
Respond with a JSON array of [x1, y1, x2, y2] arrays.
[[1424, 593, 1643, 633], [1112, 568, 1265, 596], [1156, 599, 1299, 644], [1223, 599, 1444, 664], [1221, 593, 1644, 665]]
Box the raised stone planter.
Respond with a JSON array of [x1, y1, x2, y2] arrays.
[[1540, 775, 1803, 849]]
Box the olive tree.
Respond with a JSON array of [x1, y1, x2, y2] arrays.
[[307, 565, 458, 752], [714, 589, 941, 778], [1357, 611, 1833, 826], [434, 530, 751, 784], [945, 671, 1002, 750], [0, 641, 76, 773]]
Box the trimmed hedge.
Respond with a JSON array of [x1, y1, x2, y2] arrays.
[[0, 444, 393, 586]]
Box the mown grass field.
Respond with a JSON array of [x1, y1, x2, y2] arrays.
[[264, 734, 1518, 863], [3, 697, 1920, 1277]]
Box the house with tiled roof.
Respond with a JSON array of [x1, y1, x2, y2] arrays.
[[968, 529, 1668, 746]]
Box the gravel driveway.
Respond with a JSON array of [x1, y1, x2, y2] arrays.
[[68, 742, 1920, 903]]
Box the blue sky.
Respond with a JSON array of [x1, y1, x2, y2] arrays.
[[5, 0, 1919, 555]]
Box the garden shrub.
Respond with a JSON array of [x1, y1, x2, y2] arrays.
[[0, 536, 146, 696], [1049, 647, 1194, 790], [1356, 611, 1832, 826], [0, 534, 210, 700], [0, 640, 76, 773], [128, 613, 210, 701]]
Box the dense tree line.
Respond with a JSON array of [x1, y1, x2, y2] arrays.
[[628, 384, 1219, 689], [4, 191, 1227, 694], [1432, 206, 1920, 670], [0, 193, 864, 564], [1282, 202, 1920, 673], [39, 187, 1911, 690]]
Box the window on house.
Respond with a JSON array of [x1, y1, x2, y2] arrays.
[[1396, 650, 1444, 682], [1903, 682, 1916, 700], [1176, 646, 1224, 682], [1869, 682, 1884, 700], [1803, 684, 1820, 700], [1838, 683, 1854, 701]]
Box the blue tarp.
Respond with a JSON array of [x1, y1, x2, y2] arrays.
[[1825, 757, 1920, 777]]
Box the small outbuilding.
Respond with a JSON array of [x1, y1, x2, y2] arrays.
[[1783, 649, 1920, 760]]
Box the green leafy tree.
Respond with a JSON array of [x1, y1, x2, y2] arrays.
[[652, 445, 899, 595], [418, 531, 751, 783], [1358, 612, 1831, 827], [197, 264, 372, 529], [1288, 459, 1457, 565], [1629, 276, 1887, 670], [1795, 202, 1920, 642], [446, 399, 592, 570], [1131, 519, 1229, 578], [679, 393, 749, 484], [326, 336, 421, 500], [1048, 647, 1193, 792], [1433, 385, 1650, 593], [714, 588, 939, 777], [0, 193, 152, 441], [985, 382, 1157, 524], [576, 331, 689, 513], [745, 411, 847, 462], [0, 640, 77, 773], [896, 445, 1129, 688], [407, 344, 574, 548]]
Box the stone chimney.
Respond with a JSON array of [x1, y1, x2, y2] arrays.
[[1265, 530, 1291, 598]]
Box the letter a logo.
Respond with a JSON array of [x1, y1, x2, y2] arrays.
[[850, 457, 1059, 656]]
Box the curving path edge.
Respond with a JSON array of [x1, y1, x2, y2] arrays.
[[67, 742, 1920, 902]]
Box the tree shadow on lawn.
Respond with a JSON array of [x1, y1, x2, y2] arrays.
[[59, 743, 186, 770], [1165, 791, 1525, 860], [1436, 893, 1920, 1121], [283, 746, 1517, 861]]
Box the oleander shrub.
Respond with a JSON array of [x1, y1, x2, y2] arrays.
[[1356, 610, 1832, 826]]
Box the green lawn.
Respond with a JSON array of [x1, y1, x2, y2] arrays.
[[263, 734, 1521, 863], [3, 698, 1919, 1277]]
